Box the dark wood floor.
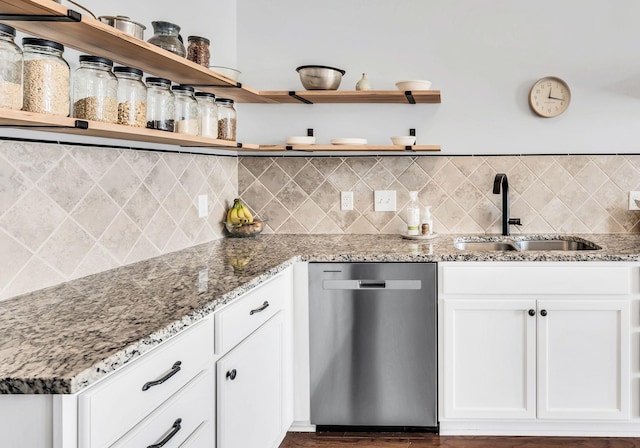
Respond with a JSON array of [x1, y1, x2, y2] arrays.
[[279, 432, 640, 447]]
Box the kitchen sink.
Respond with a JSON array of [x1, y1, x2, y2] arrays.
[[454, 241, 518, 251], [454, 237, 602, 252], [514, 239, 601, 251]]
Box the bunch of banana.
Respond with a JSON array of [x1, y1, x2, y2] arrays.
[[226, 198, 254, 225]]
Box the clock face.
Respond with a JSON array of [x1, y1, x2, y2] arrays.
[[529, 76, 571, 118]]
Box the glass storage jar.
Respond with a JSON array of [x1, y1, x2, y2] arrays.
[[114, 66, 146, 127], [147, 21, 185, 58], [22, 38, 69, 116], [216, 98, 236, 141], [186, 36, 210, 67], [72, 55, 117, 123], [172, 85, 199, 135], [195, 92, 217, 138], [0, 24, 22, 110], [146, 77, 175, 132]]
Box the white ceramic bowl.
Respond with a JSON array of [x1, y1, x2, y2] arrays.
[[286, 136, 316, 145], [395, 80, 432, 91], [390, 136, 417, 146], [209, 66, 241, 81]]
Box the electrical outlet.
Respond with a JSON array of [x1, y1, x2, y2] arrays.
[[629, 191, 640, 210], [374, 190, 396, 212], [341, 191, 354, 211], [198, 194, 208, 218]]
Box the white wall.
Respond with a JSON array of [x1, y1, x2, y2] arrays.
[[236, 0, 640, 154]]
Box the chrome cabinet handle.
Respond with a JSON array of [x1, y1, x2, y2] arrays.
[[142, 361, 182, 391], [226, 369, 237, 380], [147, 418, 182, 448], [249, 301, 269, 315]]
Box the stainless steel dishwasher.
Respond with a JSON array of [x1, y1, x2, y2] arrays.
[[308, 262, 437, 431]]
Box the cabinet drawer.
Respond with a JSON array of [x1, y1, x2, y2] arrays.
[[215, 272, 290, 354], [110, 369, 214, 448], [79, 318, 214, 448], [440, 263, 635, 296], [176, 421, 214, 448]]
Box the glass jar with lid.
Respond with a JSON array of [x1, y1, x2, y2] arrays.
[[172, 85, 199, 135], [147, 21, 185, 58], [72, 55, 118, 123], [22, 38, 69, 116], [195, 92, 217, 138], [114, 66, 146, 128], [146, 77, 175, 132], [0, 24, 22, 110], [186, 36, 210, 67], [216, 98, 236, 141]]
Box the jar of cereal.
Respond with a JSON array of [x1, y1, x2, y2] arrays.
[[114, 66, 146, 127], [22, 38, 69, 116], [0, 24, 22, 110], [72, 55, 118, 123]]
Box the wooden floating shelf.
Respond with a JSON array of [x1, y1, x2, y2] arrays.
[[0, 1, 442, 105], [0, 109, 252, 149], [256, 145, 441, 152]]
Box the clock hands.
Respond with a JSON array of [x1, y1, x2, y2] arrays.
[[548, 87, 564, 101]]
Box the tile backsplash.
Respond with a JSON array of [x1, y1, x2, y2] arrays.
[[0, 140, 237, 300], [239, 155, 640, 236]]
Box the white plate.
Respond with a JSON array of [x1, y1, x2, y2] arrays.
[[286, 136, 316, 145], [401, 233, 438, 240], [330, 138, 367, 145], [395, 80, 432, 91]]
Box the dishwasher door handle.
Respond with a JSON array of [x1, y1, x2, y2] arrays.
[[359, 280, 386, 289], [322, 280, 421, 290]]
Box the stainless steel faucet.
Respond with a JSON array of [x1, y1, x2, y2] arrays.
[[493, 173, 521, 236]]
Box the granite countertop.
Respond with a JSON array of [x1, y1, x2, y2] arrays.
[[3, 233, 640, 395]]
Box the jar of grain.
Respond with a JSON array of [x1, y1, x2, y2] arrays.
[[186, 36, 210, 67], [114, 66, 146, 128], [146, 77, 175, 132], [22, 38, 69, 116], [0, 24, 22, 110], [216, 98, 236, 141], [172, 85, 199, 135], [195, 92, 217, 138], [73, 55, 118, 123]]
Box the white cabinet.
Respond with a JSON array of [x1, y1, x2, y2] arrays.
[[217, 312, 285, 448], [215, 266, 294, 448], [439, 262, 636, 435]]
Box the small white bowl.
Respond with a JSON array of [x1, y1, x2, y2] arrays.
[[286, 136, 316, 145], [395, 80, 432, 91], [390, 136, 417, 146], [209, 66, 241, 81]]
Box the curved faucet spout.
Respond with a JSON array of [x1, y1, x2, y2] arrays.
[[493, 173, 520, 236]]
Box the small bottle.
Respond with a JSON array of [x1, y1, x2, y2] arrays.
[[421, 205, 433, 236], [355, 73, 371, 91], [216, 98, 236, 141], [406, 191, 421, 236]]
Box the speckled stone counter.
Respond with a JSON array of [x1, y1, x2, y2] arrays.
[[2, 233, 640, 394]]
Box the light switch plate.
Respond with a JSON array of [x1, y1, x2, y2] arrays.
[[198, 194, 208, 218], [629, 191, 640, 210], [374, 190, 396, 212]]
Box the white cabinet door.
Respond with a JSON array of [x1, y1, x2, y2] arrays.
[[216, 312, 284, 448], [537, 300, 630, 420], [443, 299, 536, 419]]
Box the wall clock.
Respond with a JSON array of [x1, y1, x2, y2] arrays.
[[528, 76, 571, 118]]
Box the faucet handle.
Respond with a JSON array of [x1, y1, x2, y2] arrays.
[[508, 218, 522, 226]]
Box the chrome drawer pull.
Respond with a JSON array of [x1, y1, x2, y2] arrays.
[[147, 418, 182, 448], [142, 361, 182, 391], [249, 301, 269, 315]]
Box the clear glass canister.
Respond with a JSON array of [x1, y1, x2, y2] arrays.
[[0, 24, 22, 110], [22, 38, 69, 116], [195, 92, 217, 138], [146, 77, 175, 132], [147, 21, 185, 58], [186, 35, 210, 67], [216, 98, 236, 141], [114, 66, 146, 127], [73, 55, 117, 123], [172, 85, 199, 135]]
